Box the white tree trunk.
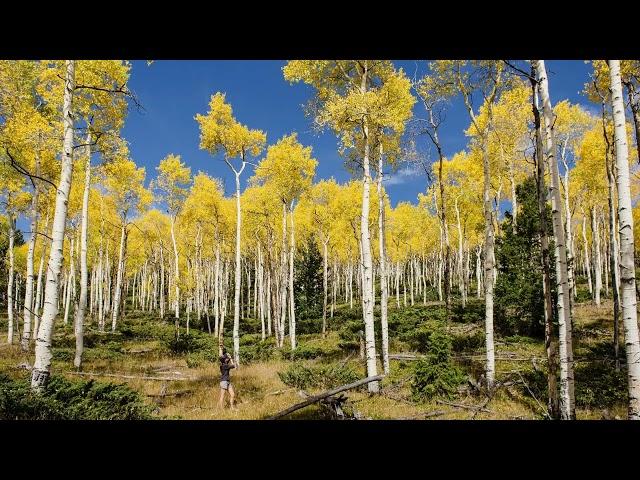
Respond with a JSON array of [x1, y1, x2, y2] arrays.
[[31, 60, 75, 390], [377, 143, 389, 374], [361, 119, 379, 393], [74, 135, 91, 368], [233, 169, 242, 365], [609, 59, 640, 419], [21, 154, 40, 350], [536, 59, 575, 419], [7, 214, 15, 344], [171, 215, 180, 323], [592, 208, 602, 306], [581, 213, 593, 295], [111, 222, 126, 332], [288, 205, 296, 350], [322, 239, 329, 336]]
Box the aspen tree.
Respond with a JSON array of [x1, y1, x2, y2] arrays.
[[196, 92, 266, 364], [534, 60, 575, 419], [608, 60, 640, 419]]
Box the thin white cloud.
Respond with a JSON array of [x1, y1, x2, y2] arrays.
[[384, 165, 422, 186]]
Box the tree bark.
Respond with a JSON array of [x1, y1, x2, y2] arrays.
[[73, 132, 91, 369], [535, 59, 575, 419], [531, 73, 560, 419], [608, 59, 640, 419], [31, 60, 76, 391], [377, 142, 390, 374], [111, 222, 126, 332], [7, 213, 15, 344], [359, 64, 379, 393], [288, 205, 296, 350]]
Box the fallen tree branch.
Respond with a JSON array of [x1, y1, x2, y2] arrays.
[[66, 371, 194, 382], [394, 410, 447, 420], [436, 399, 491, 413], [268, 375, 384, 420]]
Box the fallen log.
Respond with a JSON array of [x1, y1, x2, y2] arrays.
[[436, 399, 491, 413], [268, 374, 384, 420], [66, 371, 194, 382], [394, 410, 447, 420]]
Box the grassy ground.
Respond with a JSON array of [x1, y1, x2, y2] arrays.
[[0, 297, 629, 420]]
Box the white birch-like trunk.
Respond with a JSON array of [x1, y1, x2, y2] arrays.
[[171, 215, 180, 325], [21, 153, 40, 350], [232, 168, 242, 365], [361, 118, 379, 393], [74, 133, 91, 368], [581, 213, 593, 295], [592, 208, 602, 306], [536, 59, 575, 419], [7, 214, 15, 344], [322, 239, 329, 336], [377, 143, 389, 374], [609, 59, 640, 418], [288, 205, 296, 350], [111, 222, 126, 332], [31, 60, 75, 390]]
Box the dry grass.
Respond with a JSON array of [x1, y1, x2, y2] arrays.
[[0, 298, 629, 419]]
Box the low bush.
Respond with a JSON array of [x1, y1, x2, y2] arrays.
[[0, 374, 154, 420], [409, 323, 466, 402], [278, 363, 360, 391]]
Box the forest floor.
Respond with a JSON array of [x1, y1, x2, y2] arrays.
[[0, 298, 629, 419]]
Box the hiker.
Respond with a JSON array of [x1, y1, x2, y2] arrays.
[[218, 348, 237, 410]]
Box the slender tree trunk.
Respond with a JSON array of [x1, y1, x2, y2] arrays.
[[604, 126, 621, 370], [481, 136, 496, 389], [7, 214, 15, 344], [74, 132, 91, 369], [170, 215, 180, 333], [625, 81, 640, 165], [536, 59, 575, 419], [288, 205, 296, 350], [21, 153, 40, 350], [111, 222, 126, 332], [609, 60, 640, 418], [531, 75, 560, 419], [33, 220, 47, 340], [360, 104, 379, 391], [31, 60, 75, 391], [581, 212, 593, 295], [592, 208, 602, 306], [377, 142, 389, 374], [233, 169, 242, 365], [322, 239, 329, 336]]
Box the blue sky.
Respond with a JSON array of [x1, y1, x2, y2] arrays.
[[121, 60, 595, 210]]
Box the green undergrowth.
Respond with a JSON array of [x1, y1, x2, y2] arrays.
[[0, 373, 155, 420]]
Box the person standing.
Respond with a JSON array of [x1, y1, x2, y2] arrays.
[[218, 347, 237, 410]]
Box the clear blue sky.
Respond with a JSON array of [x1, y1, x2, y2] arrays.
[[121, 60, 594, 210]]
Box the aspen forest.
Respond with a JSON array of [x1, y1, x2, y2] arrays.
[[2, 59, 640, 420]]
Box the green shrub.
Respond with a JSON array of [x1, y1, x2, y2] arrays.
[[53, 348, 74, 362], [401, 321, 451, 357], [408, 323, 466, 402], [280, 343, 341, 361], [241, 341, 276, 363], [451, 331, 485, 352], [278, 363, 360, 390], [0, 374, 154, 420], [451, 300, 484, 324], [411, 358, 466, 401]]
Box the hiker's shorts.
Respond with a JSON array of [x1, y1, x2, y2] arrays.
[[220, 381, 231, 390]]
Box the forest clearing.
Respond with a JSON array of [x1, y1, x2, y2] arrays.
[[1, 59, 640, 420]]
